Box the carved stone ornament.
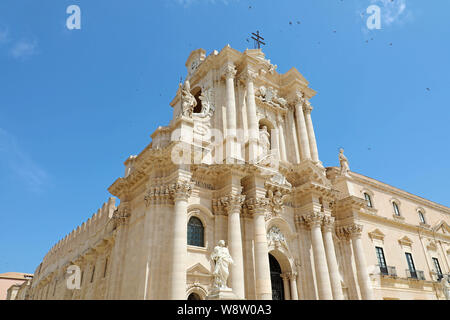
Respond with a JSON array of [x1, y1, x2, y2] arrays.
[[255, 86, 287, 108], [219, 194, 246, 214], [222, 64, 237, 79], [267, 226, 288, 250], [112, 202, 131, 226], [245, 197, 270, 216], [169, 181, 193, 201], [144, 184, 171, 207], [196, 87, 215, 119], [179, 80, 197, 118], [303, 212, 324, 228]]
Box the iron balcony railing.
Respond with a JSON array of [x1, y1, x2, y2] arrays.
[[406, 269, 426, 280], [377, 265, 397, 277], [431, 271, 450, 283]]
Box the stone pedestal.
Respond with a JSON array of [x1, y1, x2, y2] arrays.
[[207, 287, 240, 300]]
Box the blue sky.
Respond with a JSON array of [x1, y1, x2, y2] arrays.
[[0, 0, 449, 274]]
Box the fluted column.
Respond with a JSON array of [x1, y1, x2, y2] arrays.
[[281, 274, 291, 300], [322, 217, 344, 300], [221, 194, 246, 299], [169, 181, 192, 300], [304, 213, 333, 300], [294, 92, 312, 161], [243, 70, 259, 163], [277, 114, 287, 162], [346, 224, 374, 300], [247, 198, 272, 300], [289, 273, 299, 300], [222, 63, 238, 160], [303, 102, 320, 163]]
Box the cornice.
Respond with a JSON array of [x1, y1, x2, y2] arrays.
[[349, 171, 450, 216]]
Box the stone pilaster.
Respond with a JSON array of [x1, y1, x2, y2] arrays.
[[289, 272, 299, 300], [222, 63, 239, 161], [241, 70, 259, 163], [277, 114, 287, 162], [281, 273, 291, 300]]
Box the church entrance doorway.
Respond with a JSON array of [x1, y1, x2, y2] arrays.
[[269, 253, 285, 300], [187, 292, 201, 300]]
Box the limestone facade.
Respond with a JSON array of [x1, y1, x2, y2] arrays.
[[14, 46, 450, 300]]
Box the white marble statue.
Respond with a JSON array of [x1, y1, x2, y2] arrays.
[[259, 126, 271, 156], [210, 240, 234, 289], [339, 148, 350, 177], [180, 80, 197, 118]]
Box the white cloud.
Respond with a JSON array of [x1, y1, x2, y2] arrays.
[[9, 39, 38, 59], [0, 128, 49, 192]]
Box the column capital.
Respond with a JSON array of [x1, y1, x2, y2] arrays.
[[244, 197, 270, 216], [220, 194, 245, 214], [337, 223, 363, 239], [112, 201, 131, 226], [287, 272, 298, 280], [322, 216, 336, 232], [303, 212, 324, 228], [221, 63, 237, 80], [303, 101, 314, 114], [239, 69, 257, 84], [169, 181, 193, 202], [293, 90, 306, 106]]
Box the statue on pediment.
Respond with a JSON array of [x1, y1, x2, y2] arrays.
[[339, 148, 350, 177], [211, 240, 234, 289]]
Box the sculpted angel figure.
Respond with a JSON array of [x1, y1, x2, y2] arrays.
[[210, 240, 234, 289], [259, 126, 271, 156], [339, 148, 350, 177], [180, 80, 197, 118], [268, 189, 288, 214]]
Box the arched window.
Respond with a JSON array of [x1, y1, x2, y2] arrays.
[[418, 211, 426, 224], [187, 216, 204, 247], [393, 202, 401, 216], [364, 193, 373, 208]]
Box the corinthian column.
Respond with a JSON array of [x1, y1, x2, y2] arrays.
[[247, 197, 272, 300], [287, 109, 300, 163], [303, 102, 320, 163], [169, 181, 192, 300], [304, 213, 333, 300], [242, 70, 259, 163], [222, 64, 238, 160], [294, 92, 312, 161], [322, 217, 344, 300], [221, 194, 246, 299], [346, 224, 374, 300], [277, 114, 287, 162]]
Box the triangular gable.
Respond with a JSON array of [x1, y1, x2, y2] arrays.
[[368, 229, 385, 241], [398, 236, 413, 247], [432, 220, 450, 235], [187, 263, 211, 277]]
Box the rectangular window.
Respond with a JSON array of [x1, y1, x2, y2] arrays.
[[432, 257, 443, 280], [376, 247, 388, 275], [405, 252, 417, 279]]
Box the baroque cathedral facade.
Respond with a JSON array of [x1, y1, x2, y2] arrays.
[[16, 46, 450, 300]]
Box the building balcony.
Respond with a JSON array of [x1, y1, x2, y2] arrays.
[[406, 269, 426, 280], [377, 265, 397, 277], [431, 271, 450, 283]]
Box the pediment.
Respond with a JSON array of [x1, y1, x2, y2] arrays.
[[187, 263, 211, 277], [398, 236, 413, 247], [368, 229, 385, 241], [432, 220, 450, 235]]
